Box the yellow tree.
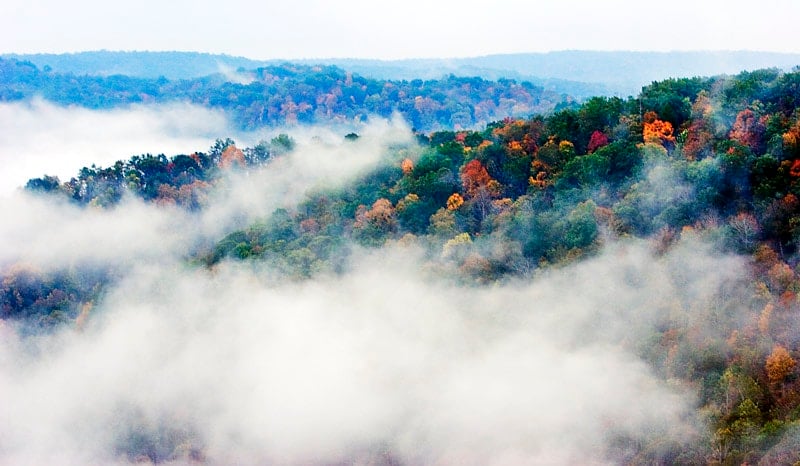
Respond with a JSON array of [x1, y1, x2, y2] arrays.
[[766, 345, 795, 385], [446, 193, 464, 211], [784, 117, 800, 158], [766, 345, 797, 406]]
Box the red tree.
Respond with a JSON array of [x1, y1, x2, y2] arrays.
[[587, 130, 609, 153], [730, 109, 766, 153], [461, 159, 493, 198]]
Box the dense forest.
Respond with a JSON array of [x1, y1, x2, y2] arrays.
[[0, 57, 564, 132], [6, 65, 800, 463]]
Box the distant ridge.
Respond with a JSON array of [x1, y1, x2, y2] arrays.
[[4, 50, 800, 98], [298, 51, 800, 96], [1, 51, 261, 80]]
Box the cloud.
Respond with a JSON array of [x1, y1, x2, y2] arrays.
[[215, 62, 256, 85], [197, 115, 414, 238], [0, 107, 412, 271], [0, 194, 177, 270], [0, 234, 745, 464], [0, 99, 230, 195]]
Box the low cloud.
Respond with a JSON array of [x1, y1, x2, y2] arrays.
[[0, 99, 230, 195], [198, 115, 414, 237], [0, 114, 413, 271], [215, 62, 256, 85], [0, 193, 190, 270], [0, 236, 745, 464]]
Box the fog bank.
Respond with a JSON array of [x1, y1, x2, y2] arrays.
[[0, 237, 746, 464], [0, 100, 230, 195]]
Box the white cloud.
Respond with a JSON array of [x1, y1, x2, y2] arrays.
[[0, 111, 413, 271], [0, 231, 743, 464], [197, 115, 414, 238], [0, 99, 229, 195]]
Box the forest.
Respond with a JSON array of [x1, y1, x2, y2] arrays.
[[4, 64, 800, 464], [7, 50, 800, 98], [0, 57, 564, 132]]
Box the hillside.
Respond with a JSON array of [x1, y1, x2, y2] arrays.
[[300, 50, 800, 97], [0, 58, 565, 132], [5, 66, 800, 463], [0, 51, 261, 80], [6, 50, 800, 98]]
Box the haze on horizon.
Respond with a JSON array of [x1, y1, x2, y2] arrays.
[[2, 0, 799, 60]]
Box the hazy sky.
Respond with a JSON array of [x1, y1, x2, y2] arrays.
[[2, 0, 799, 59]]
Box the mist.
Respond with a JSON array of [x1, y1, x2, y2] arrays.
[[0, 99, 230, 195], [1, 237, 740, 465], [195, 114, 414, 239], [0, 112, 754, 464], [0, 112, 413, 273]]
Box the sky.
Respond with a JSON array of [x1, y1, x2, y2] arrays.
[[2, 0, 800, 59]]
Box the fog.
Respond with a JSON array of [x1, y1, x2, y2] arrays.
[[0, 103, 411, 270], [1, 239, 738, 465], [0, 106, 750, 464], [0, 99, 230, 195], [195, 115, 414, 239]]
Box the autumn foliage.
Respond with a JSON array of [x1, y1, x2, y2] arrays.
[[784, 118, 800, 158], [361, 199, 396, 231], [587, 130, 609, 153], [460, 159, 494, 198], [446, 193, 464, 211], [15, 63, 800, 465], [766, 345, 796, 384], [642, 111, 676, 147], [729, 109, 766, 152], [401, 158, 414, 175], [219, 145, 246, 168]]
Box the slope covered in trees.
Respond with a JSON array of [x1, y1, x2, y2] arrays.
[[7, 67, 800, 463], [0, 51, 263, 80], [7, 50, 800, 98], [0, 57, 563, 132]]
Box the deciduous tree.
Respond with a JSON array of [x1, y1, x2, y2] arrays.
[[460, 159, 493, 198], [642, 111, 676, 148], [766, 345, 795, 385], [730, 109, 766, 153], [587, 130, 609, 153]]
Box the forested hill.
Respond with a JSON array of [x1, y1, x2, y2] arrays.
[[0, 51, 261, 80], [21, 67, 800, 265], [6, 50, 800, 97], [300, 50, 800, 96], [7, 66, 800, 463], [0, 57, 564, 132]]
